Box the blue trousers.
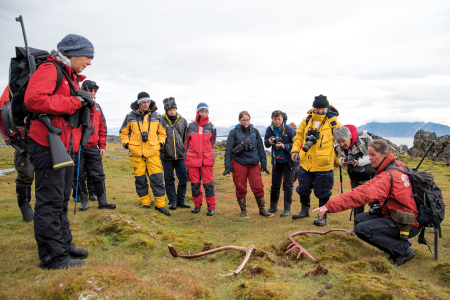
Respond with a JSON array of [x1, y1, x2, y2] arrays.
[[162, 159, 188, 205], [296, 166, 334, 200]]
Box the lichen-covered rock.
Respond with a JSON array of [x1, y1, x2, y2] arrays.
[[409, 129, 450, 163]]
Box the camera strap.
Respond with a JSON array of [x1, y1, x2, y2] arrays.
[[238, 126, 252, 145], [136, 112, 152, 134]]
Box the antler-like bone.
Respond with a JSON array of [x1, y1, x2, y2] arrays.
[[286, 229, 356, 263], [168, 244, 255, 276]]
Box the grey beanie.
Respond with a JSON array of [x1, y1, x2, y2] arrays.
[[57, 34, 95, 58], [163, 97, 177, 112]]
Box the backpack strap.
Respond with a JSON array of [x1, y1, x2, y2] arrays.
[[385, 171, 394, 202], [45, 61, 78, 96]]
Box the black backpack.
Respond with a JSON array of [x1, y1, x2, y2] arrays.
[[385, 163, 445, 259], [9, 47, 66, 127]]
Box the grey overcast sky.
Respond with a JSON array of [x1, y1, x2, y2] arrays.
[[1, 0, 449, 129]]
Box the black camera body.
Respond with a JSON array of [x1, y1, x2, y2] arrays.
[[141, 132, 149, 143], [270, 136, 283, 150], [369, 202, 382, 215], [302, 129, 320, 152], [346, 152, 363, 167], [244, 144, 254, 151]]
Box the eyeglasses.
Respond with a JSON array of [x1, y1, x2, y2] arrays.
[[337, 140, 346, 145], [240, 119, 250, 122]]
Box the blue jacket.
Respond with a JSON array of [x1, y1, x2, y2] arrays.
[[225, 124, 267, 169], [264, 122, 299, 169]]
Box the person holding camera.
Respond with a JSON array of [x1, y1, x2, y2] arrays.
[[24, 34, 95, 269], [291, 94, 341, 226], [71, 80, 115, 211], [185, 103, 217, 216], [334, 125, 373, 220], [264, 110, 299, 217], [119, 92, 170, 216], [223, 111, 272, 218], [160, 97, 190, 210], [313, 139, 420, 265]]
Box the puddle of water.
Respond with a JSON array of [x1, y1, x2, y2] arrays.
[[0, 168, 15, 176]]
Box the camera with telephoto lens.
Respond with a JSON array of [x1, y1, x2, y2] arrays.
[[270, 137, 283, 150], [346, 152, 363, 167], [302, 129, 320, 152], [141, 132, 149, 143], [369, 202, 382, 215], [244, 144, 254, 151]]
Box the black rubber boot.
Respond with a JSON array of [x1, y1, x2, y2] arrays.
[[191, 207, 201, 213], [54, 259, 85, 269], [155, 206, 171, 216], [256, 196, 273, 217], [177, 203, 191, 208], [313, 197, 329, 226], [17, 186, 34, 222], [292, 196, 310, 219], [69, 243, 88, 259], [267, 189, 280, 214], [97, 193, 116, 209], [237, 197, 250, 218], [280, 190, 292, 217], [89, 194, 98, 201], [207, 209, 215, 216], [391, 248, 415, 266], [79, 193, 89, 211]]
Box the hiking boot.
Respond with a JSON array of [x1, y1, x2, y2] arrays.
[[89, 194, 98, 201], [55, 259, 85, 269], [391, 248, 415, 266], [98, 193, 116, 209], [280, 190, 292, 217], [292, 203, 310, 219], [268, 189, 280, 214], [256, 196, 273, 217], [140, 205, 151, 209], [177, 203, 191, 208], [237, 197, 250, 218], [19, 202, 34, 222], [155, 207, 171, 216], [313, 214, 327, 226], [79, 193, 89, 211], [191, 207, 201, 214], [169, 204, 177, 210], [207, 209, 215, 216], [69, 243, 88, 259]]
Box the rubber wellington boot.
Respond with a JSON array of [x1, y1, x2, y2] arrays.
[[17, 186, 34, 222], [237, 197, 250, 218], [280, 190, 293, 217], [313, 197, 329, 226], [97, 193, 116, 209], [267, 189, 279, 214], [155, 206, 171, 216], [191, 207, 201, 213], [69, 243, 88, 259], [89, 193, 98, 201], [79, 193, 89, 211], [206, 209, 215, 216], [256, 196, 273, 217], [292, 196, 310, 219]]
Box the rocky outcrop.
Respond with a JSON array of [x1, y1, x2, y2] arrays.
[[409, 130, 450, 163], [367, 133, 401, 152], [107, 135, 121, 144]]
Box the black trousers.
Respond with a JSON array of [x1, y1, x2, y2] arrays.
[[14, 148, 34, 188], [28, 139, 73, 268], [72, 146, 105, 197], [272, 162, 295, 192], [162, 159, 188, 205], [350, 181, 365, 221], [354, 212, 420, 257]]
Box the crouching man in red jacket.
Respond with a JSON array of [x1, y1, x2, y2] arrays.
[[313, 139, 420, 266]]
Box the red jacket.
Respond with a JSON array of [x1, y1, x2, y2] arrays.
[[0, 85, 10, 107], [72, 103, 107, 149], [184, 113, 216, 167], [24, 56, 84, 150], [325, 153, 419, 227]]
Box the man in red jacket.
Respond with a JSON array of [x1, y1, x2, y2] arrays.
[[313, 140, 420, 265], [71, 80, 115, 211]]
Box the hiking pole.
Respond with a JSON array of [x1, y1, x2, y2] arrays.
[[73, 145, 81, 214], [413, 141, 435, 171]]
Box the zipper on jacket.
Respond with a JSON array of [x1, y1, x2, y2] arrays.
[[173, 130, 177, 160], [320, 135, 323, 147]]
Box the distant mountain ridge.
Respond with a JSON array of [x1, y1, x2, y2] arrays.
[[358, 122, 450, 138]]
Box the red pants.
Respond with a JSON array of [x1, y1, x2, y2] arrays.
[[188, 166, 216, 209], [231, 159, 264, 198]]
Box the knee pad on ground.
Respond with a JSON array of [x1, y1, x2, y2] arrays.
[[192, 182, 201, 197], [203, 182, 215, 198], [135, 175, 149, 197], [149, 173, 166, 197]]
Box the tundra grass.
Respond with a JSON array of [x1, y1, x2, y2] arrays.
[[0, 140, 449, 299]]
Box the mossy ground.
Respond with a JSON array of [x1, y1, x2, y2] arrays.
[[1, 138, 450, 299]]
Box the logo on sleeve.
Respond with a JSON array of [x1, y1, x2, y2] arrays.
[[401, 174, 410, 187]]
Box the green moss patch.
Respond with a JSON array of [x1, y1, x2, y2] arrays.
[[233, 282, 292, 300], [344, 256, 391, 274], [160, 229, 205, 252], [125, 234, 156, 249], [189, 284, 215, 299], [245, 263, 276, 278], [434, 262, 450, 285], [96, 214, 143, 236]]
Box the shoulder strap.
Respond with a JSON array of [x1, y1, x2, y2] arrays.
[[45, 61, 77, 96], [385, 171, 394, 202], [234, 127, 238, 140]]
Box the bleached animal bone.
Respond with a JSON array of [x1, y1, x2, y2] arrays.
[[167, 244, 255, 276], [286, 229, 356, 263]]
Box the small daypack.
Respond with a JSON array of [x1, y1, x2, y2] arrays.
[[385, 163, 445, 259]]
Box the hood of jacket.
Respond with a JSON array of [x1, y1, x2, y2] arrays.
[[130, 100, 157, 115], [195, 112, 209, 126], [345, 124, 359, 149], [375, 153, 396, 176]]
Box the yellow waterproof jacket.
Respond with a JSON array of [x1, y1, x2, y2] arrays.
[[119, 100, 167, 158], [291, 105, 342, 172]]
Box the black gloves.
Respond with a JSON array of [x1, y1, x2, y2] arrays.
[[76, 90, 95, 108], [261, 164, 270, 174], [123, 143, 129, 149], [223, 168, 232, 176]]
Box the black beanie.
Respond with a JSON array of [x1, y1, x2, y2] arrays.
[[163, 97, 177, 112], [312, 94, 329, 108], [137, 92, 151, 104]]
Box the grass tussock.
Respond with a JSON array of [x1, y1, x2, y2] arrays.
[[233, 282, 292, 300], [96, 214, 143, 236], [434, 262, 450, 285]]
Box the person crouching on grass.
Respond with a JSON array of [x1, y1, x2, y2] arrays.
[[185, 103, 217, 216]]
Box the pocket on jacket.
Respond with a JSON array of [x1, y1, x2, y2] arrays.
[[204, 152, 214, 157], [186, 151, 196, 157]]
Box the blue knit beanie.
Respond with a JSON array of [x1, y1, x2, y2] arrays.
[[57, 34, 95, 58], [197, 102, 209, 112]]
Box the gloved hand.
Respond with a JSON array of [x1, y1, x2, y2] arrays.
[[123, 143, 129, 149], [261, 164, 270, 174], [223, 168, 232, 176], [76, 90, 95, 108]]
